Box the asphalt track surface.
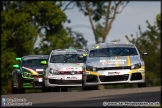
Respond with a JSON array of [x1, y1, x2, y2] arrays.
[[1, 86, 161, 107]]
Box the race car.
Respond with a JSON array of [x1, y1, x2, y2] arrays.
[[40, 48, 88, 92], [82, 42, 148, 90], [11, 55, 48, 94]]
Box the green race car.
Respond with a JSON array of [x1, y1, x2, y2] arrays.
[[10, 55, 48, 94]]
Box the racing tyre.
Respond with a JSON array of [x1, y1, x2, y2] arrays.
[[11, 78, 18, 94], [82, 77, 88, 90], [82, 85, 97, 90], [53, 87, 60, 92], [18, 78, 25, 94], [42, 82, 51, 92], [82, 75, 89, 90], [91, 85, 98, 90], [18, 89, 25, 94], [138, 77, 147, 88], [82, 75, 98, 91], [138, 82, 146, 88], [61, 87, 68, 92], [82, 80, 98, 90]]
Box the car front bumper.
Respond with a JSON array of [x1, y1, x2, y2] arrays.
[[83, 67, 145, 86], [21, 76, 43, 88], [44, 75, 82, 87]]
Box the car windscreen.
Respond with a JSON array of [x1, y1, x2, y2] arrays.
[[22, 59, 47, 66], [89, 47, 138, 57], [50, 54, 84, 63]]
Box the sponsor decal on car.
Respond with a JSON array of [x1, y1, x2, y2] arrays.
[[108, 72, 120, 75], [102, 61, 125, 65], [100, 59, 126, 62], [100, 59, 126, 65], [36, 69, 43, 71], [63, 67, 82, 71], [22, 66, 38, 75], [65, 76, 79, 80], [48, 76, 58, 79]]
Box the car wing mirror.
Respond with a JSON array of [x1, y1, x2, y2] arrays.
[[40, 60, 47, 65], [40, 61, 48, 69], [13, 64, 19, 68], [16, 58, 22, 61], [83, 54, 87, 62]]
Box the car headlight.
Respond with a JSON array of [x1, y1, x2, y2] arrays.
[[131, 63, 141, 69], [49, 68, 60, 75], [86, 65, 97, 71], [22, 72, 32, 78]]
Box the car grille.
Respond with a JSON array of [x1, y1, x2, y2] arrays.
[[23, 79, 31, 83], [130, 72, 142, 80], [34, 81, 42, 86], [33, 75, 43, 78], [99, 74, 129, 82], [86, 75, 98, 82], [49, 79, 82, 85], [97, 66, 131, 70]]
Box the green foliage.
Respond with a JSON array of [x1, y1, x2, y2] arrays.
[[94, 22, 104, 43], [1, 1, 37, 94], [156, 13, 161, 30], [125, 14, 161, 86], [75, 1, 129, 43], [1, 1, 88, 94], [76, 1, 107, 22], [66, 27, 88, 49]]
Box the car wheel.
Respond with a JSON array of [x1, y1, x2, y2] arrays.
[[61, 87, 68, 92], [82, 85, 96, 90], [18, 78, 25, 94], [10, 78, 18, 94], [42, 82, 51, 92], [19, 89, 25, 94], [82, 79, 92, 90], [138, 76, 147, 88], [53, 87, 60, 92], [91, 85, 98, 90], [82, 75, 98, 91], [138, 82, 146, 88]]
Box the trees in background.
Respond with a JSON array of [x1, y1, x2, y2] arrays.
[[2, 1, 38, 94], [75, 1, 129, 43], [125, 13, 161, 86], [1, 1, 87, 94]]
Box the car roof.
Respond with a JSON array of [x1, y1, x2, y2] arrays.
[[51, 49, 88, 54], [22, 55, 49, 60], [89, 42, 135, 50]]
